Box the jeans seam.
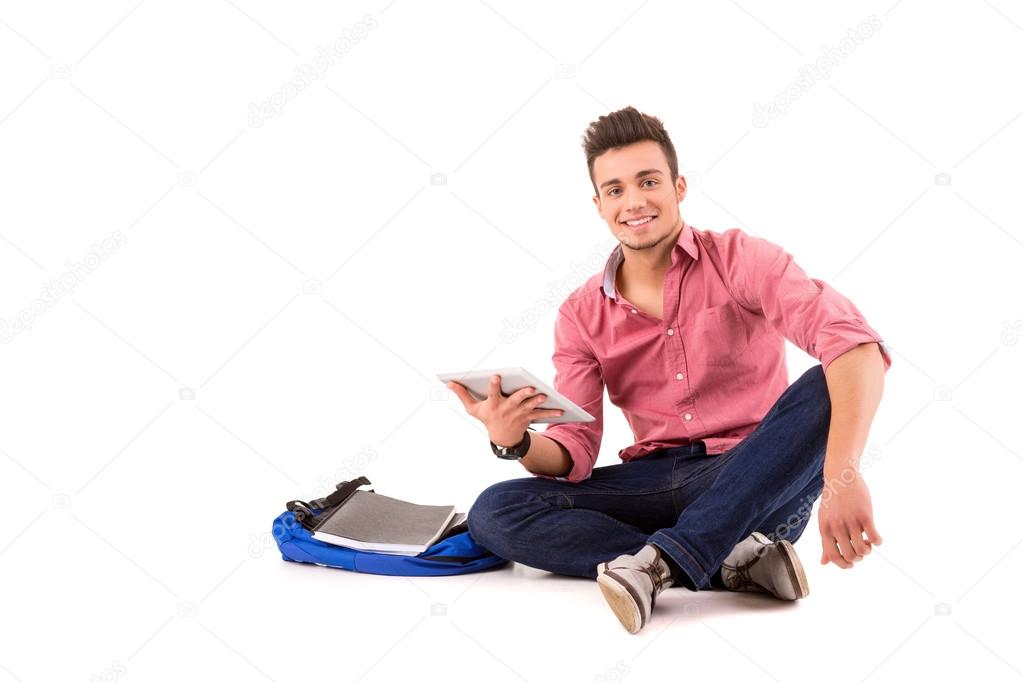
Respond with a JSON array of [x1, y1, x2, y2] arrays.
[[670, 453, 681, 517], [668, 450, 736, 516], [546, 485, 678, 502]]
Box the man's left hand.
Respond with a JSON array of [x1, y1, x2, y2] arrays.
[[818, 471, 883, 568]]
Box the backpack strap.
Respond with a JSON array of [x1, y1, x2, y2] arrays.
[[286, 476, 373, 530]]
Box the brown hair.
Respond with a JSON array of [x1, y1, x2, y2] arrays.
[[581, 106, 679, 194]]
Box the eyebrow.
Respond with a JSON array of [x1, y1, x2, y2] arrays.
[[598, 168, 663, 190]]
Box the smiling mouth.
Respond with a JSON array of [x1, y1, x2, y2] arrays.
[[621, 215, 656, 227]]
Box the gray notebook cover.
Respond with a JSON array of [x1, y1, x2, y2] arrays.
[[313, 491, 455, 546]]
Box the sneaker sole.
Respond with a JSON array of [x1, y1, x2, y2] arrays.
[[597, 571, 644, 634], [752, 531, 809, 600]]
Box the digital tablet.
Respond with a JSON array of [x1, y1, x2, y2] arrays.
[[437, 366, 595, 425]]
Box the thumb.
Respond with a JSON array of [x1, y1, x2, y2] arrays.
[[446, 381, 471, 408]]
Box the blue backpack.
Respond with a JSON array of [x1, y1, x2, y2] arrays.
[[273, 476, 508, 576]]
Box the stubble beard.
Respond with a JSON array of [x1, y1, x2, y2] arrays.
[[616, 212, 680, 252]]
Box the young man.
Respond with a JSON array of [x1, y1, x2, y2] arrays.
[[449, 106, 890, 634]]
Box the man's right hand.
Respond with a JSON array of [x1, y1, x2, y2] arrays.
[[446, 374, 564, 447]]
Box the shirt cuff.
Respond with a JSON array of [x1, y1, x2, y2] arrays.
[[533, 429, 595, 483], [818, 324, 892, 373]]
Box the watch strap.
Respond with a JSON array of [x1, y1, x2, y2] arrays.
[[490, 430, 530, 459]]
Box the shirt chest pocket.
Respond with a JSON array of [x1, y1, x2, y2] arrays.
[[684, 300, 750, 366]]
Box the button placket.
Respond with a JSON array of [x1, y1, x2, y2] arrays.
[[673, 271, 705, 433], [662, 262, 697, 433]]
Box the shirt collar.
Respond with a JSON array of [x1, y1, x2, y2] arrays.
[[601, 220, 700, 300]]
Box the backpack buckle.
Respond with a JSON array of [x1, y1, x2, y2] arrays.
[[286, 500, 316, 526]]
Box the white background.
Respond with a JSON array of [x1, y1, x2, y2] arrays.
[[1, 1, 1021, 680]]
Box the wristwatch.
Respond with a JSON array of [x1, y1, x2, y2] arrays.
[[490, 430, 530, 460]]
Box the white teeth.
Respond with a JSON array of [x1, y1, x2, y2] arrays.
[[625, 216, 654, 226]]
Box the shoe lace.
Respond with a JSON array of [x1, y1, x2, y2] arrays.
[[640, 561, 670, 609], [722, 554, 761, 589]]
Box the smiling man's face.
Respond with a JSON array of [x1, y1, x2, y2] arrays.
[[591, 139, 687, 252]]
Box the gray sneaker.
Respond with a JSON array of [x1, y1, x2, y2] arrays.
[[596, 544, 673, 634], [720, 531, 809, 600]]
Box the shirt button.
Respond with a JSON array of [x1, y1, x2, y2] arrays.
[[684, 413, 693, 421], [675, 372, 684, 381], [666, 328, 674, 336]]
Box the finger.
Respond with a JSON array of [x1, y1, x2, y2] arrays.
[[487, 374, 502, 401], [864, 519, 883, 546], [532, 408, 565, 419], [823, 532, 852, 568], [511, 392, 544, 408], [828, 541, 853, 568], [835, 531, 859, 565], [445, 381, 471, 409], [521, 393, 549, 412], [513, 393, 547, 415], [847, 524, 872, 558], [510, 385, 537, 405]]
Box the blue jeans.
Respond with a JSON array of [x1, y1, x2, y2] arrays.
[[467, 365, 830, 590]]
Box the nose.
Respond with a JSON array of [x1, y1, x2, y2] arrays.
[[622, 185, 646, 211]]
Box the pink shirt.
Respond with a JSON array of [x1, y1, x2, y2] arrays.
[[539, 220, 892, 483]]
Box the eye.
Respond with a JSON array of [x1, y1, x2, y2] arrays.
[[607, 187, 621, 196], [643, 179, 657, 187]]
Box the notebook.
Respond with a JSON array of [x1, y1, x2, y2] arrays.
[[311, 490, 463, 556]]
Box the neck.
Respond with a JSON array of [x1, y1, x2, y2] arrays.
[[618, 217, 684, 291]]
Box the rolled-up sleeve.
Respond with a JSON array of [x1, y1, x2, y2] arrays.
[[727, 230, 893, 373], [535, 303, 604, 483]]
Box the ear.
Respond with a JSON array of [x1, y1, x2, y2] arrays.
[[676, 175, 687, 203], [592, 194, 601, 212]]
